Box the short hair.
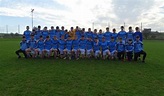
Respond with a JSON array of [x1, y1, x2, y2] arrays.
[[129, 26, 132, 29], [113, 28, 116, 31], [22, 36, 25, 38], [121, 26, 124, 29], [40, 35, 43, 38], [46, 36, 50, 38], [135, 27, 139, 30], [136, 35, 140, 38]]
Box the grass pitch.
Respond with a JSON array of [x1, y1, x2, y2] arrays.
[[0, 38, 164, 96]]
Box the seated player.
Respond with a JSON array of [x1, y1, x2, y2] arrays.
[[101, 37, 110, 60], [15, 36, 28, 58], [63, 36, 73, 60], [50, 36, 58, 59], [116, 37, 125, 60], [43, 36, 52, 58], [72, 36, 79, 60], [58, 35, 66, 58], [35, 35, 44, 58], [93, 38, 101, 59], [126, 39, 134, 61], [134, 36, 147, 63], [86, 37, 93, 58], [25, 34, 37, 58], [79, 35, 87, 59], [108, 37, 117, 60]]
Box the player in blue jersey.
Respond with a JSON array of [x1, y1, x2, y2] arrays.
[[15, 36, 28, 58], [108, 37, 117, 60], [93, 38, 101, 59], [92, 29, 98, 40], [58, 35, 66, 58], [126, 39, 134, 61], [23, 26, 32, 40], [79, 35, 87, 58], [35, 35, 44, 58], [80, 28, 86, 38], [118, 26, 127, 41], [42, 26, 49, 40], [49, 26, 56, 39], [126, 26, 134, 42], [72, 36, 79, 60], [75, 26, 81, 40], [134, 36, 146, 63], [35, 25, 42, 40], [86, 37, 93, 58], [63, 36, 73, 60], [25, 34, 37, 58], [111, 28, 118, 42], [134, 27, 143, 41], [86, 28, 93, 39], [50, 36, 58, 59], [101, 37, 110, 59], [116, 37, 125, 60], [98, 29, 104, 43], [55, 26, 61, 39], [60, 26, 65, 38], [104, 27, 112, 42], [43, 36, 52, 58]]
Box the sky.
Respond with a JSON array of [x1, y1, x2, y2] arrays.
[[0, 0, 164, 33]]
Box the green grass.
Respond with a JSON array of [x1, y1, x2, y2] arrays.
[[0, 39, 164, 96]]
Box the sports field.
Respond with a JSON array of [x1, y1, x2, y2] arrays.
[[0, 38, 164, 96]]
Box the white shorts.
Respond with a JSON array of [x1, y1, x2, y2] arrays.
[[44, 49, 50, 55], [72, 49, 78, 54], [79, 49, 85, 55], [36, 48, 43, 54], [94, 50, 101, 56], [50, 48, 58, 51], [86, 49, 93, 55], [58, 48, 64, 54], [110, 50, 117, 56], [64, 49, 71, 54], [103, 49, 110, 56]]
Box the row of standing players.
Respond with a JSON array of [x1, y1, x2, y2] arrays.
[[16, 25, 146, 62]]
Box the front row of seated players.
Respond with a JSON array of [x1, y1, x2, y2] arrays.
[[15, 34, 147, 62]]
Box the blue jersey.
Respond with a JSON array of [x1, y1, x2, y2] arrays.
[[35, 30, 42, 40], [98, 33, 104, 43], [65, 40, 72, 50], [80, 32, 86, 39], [44, 39, 52, 50], [104, 32, 112, 42], [55, 30, 61, 39], [100, 41, 108, 51], [134, 31, 143, 41], [86, 32, 93, 39], [58, 39, 66, 50], [27, 39, 36, 49], [126, 32, 134, 41], [76, 30, 81, 40], [93, 41, 101, 51], [118, 31, 127, 41], [116, 41, 125, 52], [72, 39, 79, 50], [36, 40, 44, 50], [49, 30, 56, 39], [23, 30, 31, 40], [92, 33, 98, 40], [42, 30, 49, 39], [86, 40, 93, 50], [108, 41, 117, 52], [134, 41, 143, 53], [51, 39, 58, 49], [126, 43, 134, 52], [20, 40, 28, 51], [60, 30, 65, 37], [79, 39, 87, 49], [111, 33, 118, 42]]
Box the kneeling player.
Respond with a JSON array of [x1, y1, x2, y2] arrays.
[[63, 36, 72, 60], [50, 36, 58, 59], [93, 38, 101, 59], [101, 37, 110, 59], [15, 36, 28, 58], [43, 36, 52, 58], [86, 37, 93, 58], [134, 36, 147, 63], [116, 37, 125, 60], [126, 39, 134, 61], [35, 36, 44, 58], [79, 36, 87, 59], [58, 35, 66, 58], [108, 37, 117, 60]]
